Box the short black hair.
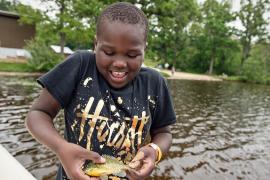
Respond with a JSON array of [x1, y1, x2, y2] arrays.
[[96, 2, 148, 41]]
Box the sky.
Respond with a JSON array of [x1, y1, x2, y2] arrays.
[[16, 0, 270, 31], [17, 0, 55, 12], [16, 0, 243, 10]]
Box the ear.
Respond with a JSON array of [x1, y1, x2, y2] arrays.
[[94, 35, 97, 52]]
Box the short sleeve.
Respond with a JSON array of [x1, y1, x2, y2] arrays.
[[37, 52, 82, 108], [151, 77, 176, 129]]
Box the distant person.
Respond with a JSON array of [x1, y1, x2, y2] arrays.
[[25, 2, 176, 180], [164, 62, 169, 69], [171, 66, 175, 76]]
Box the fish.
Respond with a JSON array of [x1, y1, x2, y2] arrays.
[[84, 155, 135, 177]]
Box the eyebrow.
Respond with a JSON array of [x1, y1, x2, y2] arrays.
[[100, 43, 142, 52], [100, 44, 114, 49]]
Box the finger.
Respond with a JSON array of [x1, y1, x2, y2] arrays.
[[126, 169, 139, 180], [72, 169, 92, 180], [136, 160, 155, 177], [129, 159, 143, 170], [129, 151, 145, 169], [79, 168, 101, 180], [82, 151, 105, 163], [89, 177, 101, 180], [132, 151, 145, 161], [78, 174, 92, 180], [126, 171, 133, 180]]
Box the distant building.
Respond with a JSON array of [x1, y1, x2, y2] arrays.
[[0, 10, 35, 49], [50, 45, 74, 57], [0, 10, 35, 60], [0, 47, 31, 60]]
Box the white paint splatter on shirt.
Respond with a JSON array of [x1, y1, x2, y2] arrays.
[[117, 97, 123, 104], [83, 77, 92, 86], [110, 105, 116, 112]]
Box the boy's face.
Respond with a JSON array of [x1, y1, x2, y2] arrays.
[[95, 21, 146, 89]]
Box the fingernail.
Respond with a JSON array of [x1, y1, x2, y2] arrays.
[[100, 157, 105, 162], [129, 160, 140, 168]]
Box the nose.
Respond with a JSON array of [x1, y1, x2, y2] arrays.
[[112, 55, 127, 69]]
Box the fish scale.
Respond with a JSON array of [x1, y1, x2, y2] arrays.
[[84, 155, 133, 177]]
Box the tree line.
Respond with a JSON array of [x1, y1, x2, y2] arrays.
[[1, 0, 270, 84]]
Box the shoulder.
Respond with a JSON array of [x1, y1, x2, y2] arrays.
[[62, 50, 96, 70], [69, 50, 95, 62]]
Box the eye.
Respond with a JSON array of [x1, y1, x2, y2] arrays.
[[103, 50, 114, 56], [127, 54, 139, 58]]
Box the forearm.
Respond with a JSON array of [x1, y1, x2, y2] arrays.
[[151, 132, 172, 154], [127, 126, 173, 179], [26, 110, 67, 155], [150, 125, 173, 154]]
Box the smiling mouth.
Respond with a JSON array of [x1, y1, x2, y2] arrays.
[[110, 71, 128, 80]]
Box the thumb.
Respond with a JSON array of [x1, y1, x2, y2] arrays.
[[128, 151, 145, 169], [82, 150, 105, 164], [132, 151, 145, 162]]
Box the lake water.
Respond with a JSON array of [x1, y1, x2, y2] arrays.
[[0, 76, 270, 180]]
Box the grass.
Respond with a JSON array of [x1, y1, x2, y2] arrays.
[[144, 58, 160, 67], [160, 71, 170, 77], [221, 75, 250, 82], [0, 62, 31, 72], [224, 76, 270, 85]]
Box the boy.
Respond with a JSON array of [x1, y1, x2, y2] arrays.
[[26, 2, 176, 180]]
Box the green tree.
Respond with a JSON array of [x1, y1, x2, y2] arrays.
[[242, 42, 270, 84], [16, 3, 57, 44], [237, 0, 269, 66], [26, 39, 62, 72], [165, 0, 199, 68], [39, 0, 101, 55], [17, 0, 106, 55], [0, 0, 16, 11], [140, 0, 199, 67], [200, 0, 236, 74]]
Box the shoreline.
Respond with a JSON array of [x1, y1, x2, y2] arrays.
[[163, 70, 222, 81], [0, 70, 222, 81], [0, 71, 43, 77]]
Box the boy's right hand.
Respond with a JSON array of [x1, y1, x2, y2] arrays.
[[56, 142, 105, 180]]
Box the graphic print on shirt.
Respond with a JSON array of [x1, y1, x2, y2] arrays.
[[70, 76, 156, 163]]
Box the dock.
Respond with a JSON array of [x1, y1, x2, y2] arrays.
[[0, 144, 37, 180]]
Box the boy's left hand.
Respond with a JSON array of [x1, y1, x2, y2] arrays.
[[126, 145, 157, 180]]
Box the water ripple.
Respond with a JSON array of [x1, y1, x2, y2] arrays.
[[1, 77, 270, 180]]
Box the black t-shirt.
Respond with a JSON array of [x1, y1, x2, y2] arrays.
[[38, 51, 176, 179]]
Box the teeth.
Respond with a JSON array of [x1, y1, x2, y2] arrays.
[[112, 71, 126, 78], [116, 72, 124, 75]]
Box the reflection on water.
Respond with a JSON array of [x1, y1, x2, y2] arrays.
[[1, 77, 270, 180], [0, 77, 59, 179], [150, 80, 270, 180]]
